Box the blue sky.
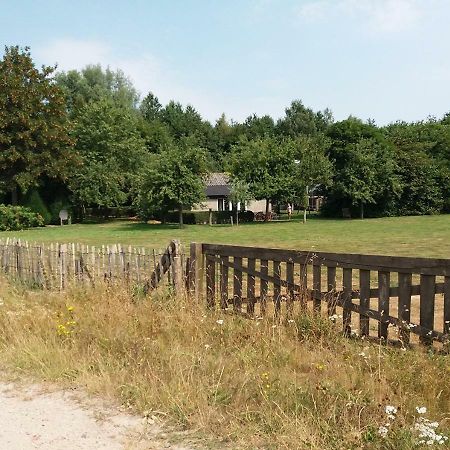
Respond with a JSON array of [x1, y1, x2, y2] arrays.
[[1, 0, 450, 124]]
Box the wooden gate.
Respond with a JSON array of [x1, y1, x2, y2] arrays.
[[190, 243, 450, 347]]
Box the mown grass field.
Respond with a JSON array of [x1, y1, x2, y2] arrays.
[[1, 214, 449, 258]]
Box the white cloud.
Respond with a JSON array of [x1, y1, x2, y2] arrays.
[[297, 0, 330, 21], [297, 0, 422, 33], [35, 38, 227, 121], [35, 38, 290, 123], [35, 38, 110, 70]]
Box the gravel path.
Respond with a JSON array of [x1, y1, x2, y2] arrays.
[[0, 382, 195, 450]]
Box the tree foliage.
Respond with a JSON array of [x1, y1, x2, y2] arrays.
[[0, 46, 75, 203], [137, 141, 208, 226], [56, 65, 139, 115], [2, 45, 450, 222], [69, 100, 148, 209]]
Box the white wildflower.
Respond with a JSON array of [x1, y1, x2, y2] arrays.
[[216, 319, 224, 325], [416, 406, 427, 414], [414, 416, 448, 446], [385, 405, 397, 416], [378, 425, 389, 437]]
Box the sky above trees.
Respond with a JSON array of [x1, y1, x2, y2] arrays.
[[1, 0, 450, 124]]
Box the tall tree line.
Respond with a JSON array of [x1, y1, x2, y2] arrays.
[[1, 46, 449, 225]]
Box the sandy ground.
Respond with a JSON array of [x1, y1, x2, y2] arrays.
[[0, 382, 195, 450]]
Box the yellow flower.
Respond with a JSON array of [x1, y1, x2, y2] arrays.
[[67, 306, 74, 312]]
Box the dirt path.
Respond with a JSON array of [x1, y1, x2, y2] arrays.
[[0, 382, 196, 450]]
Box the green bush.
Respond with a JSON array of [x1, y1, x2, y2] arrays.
[[22, 190, 52, 224], [84, 206, 136, 220], [48, 198, 72, 224], [160, 210, 254, 224], [0, 204, 45, 231]]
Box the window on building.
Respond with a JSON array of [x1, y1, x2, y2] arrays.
[[218, 198, 225, 211]]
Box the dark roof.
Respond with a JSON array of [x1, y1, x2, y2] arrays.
[[205, 172, 231, 197]]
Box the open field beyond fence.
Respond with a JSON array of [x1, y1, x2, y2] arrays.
[[0, 214, 449, 258]]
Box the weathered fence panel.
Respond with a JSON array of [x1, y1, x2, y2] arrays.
[[0, 238, 184, 293], [191, 243, 450, 348]]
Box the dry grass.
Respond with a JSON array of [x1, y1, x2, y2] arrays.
[[0, 280, 449, 449]]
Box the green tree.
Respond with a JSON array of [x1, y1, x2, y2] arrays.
[[228, 179, 252, 225], [286, 134, 333, 221], [324, 118, 400, 218], [139, 91, 162, 121], [0, 46, 75, 204], [277, 100, 333, 137], [228, 137, 294, 220], [242, 114, 276, 139], [56, 64, 139, 115], [384, 120, 448, 214], [159, 101, 209, 144], [137, 141, 208, 227], [69, 100, 148, 210]]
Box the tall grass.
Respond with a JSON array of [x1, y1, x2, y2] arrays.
[[0, 280, 448, 449]]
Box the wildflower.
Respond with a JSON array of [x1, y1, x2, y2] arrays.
[[378, 426, 389, 437], [358, 351, 369, 360], [287, 319, 295, 323], [329, 314, 342, 322], [416, 406, 427, 415], [204, 344, 211, 350], [385, 405, 397, 416], [216, 319, 224, 325], [271, 325, 277, 329], [66, 306, 74, 312], [414, 416, 448, 445]]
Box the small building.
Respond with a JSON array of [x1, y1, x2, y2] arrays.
[[193, 172, 269, 213]]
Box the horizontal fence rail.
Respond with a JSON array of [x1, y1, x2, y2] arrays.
[[191, 243, 450, 348], [0, 238, 185, 292]]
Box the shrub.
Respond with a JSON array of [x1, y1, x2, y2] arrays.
[[22, 189, 52, 224], [84, 206, 136, 220], [48, 198, 72, 224], [0, 204, 45, 231], [160, 210, 254, 224]]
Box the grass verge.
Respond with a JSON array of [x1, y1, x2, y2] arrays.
[[0, 280, 448, 449]]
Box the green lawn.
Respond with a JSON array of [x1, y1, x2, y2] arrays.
[[1, 214, 449, 258]]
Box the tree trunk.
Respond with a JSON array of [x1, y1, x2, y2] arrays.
[[360, 202, 364, 220], [236, 209, 239, 226], [11, 185, 18, 205], [303, 208, 307, 223], [264, 199, 270, 222], [178, 205, 183, 228]]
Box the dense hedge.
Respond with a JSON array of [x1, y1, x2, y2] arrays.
[[0, 204, 45, 231], [22, 189, 52, 224], [161, 210, 254, 224], [84, 206, 136, 219]]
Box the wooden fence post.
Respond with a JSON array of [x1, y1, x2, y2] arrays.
[[190, 242, 204, 301], [172, 240, 184, 296]]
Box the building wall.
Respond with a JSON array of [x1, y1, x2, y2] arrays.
[[192, 199, 220, 212], [246, 199, 271, 213], [192, 198, 271, 213]]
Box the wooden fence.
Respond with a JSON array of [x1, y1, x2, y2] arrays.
[[0, 238, 184, 292], [2, 237, 449, 348], [190, 243, 450, 347]]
